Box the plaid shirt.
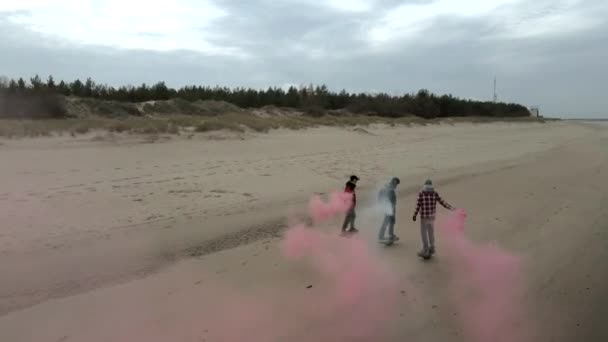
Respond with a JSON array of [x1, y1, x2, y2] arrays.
[[414, 190, 453, 219]]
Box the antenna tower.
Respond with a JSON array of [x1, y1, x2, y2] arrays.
[[493, 76, 497, 103]]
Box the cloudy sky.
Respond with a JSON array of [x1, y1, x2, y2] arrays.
[[1, 0, 606, 118]]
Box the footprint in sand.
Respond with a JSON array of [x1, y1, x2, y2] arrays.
[[210, 189, 229, 194], [145, 214, 163, 221]]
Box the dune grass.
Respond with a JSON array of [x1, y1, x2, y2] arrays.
[[0, 118, 180, 138], [0, 112, 548, 139]]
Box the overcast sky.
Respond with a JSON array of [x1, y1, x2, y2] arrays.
[[1, 0, 606, 118]]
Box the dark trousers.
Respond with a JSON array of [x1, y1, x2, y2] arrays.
[[378, 215, 396, 239], [342, 208, 356, 231]]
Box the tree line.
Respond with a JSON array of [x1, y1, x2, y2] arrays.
[[0, 74, 531, 119]]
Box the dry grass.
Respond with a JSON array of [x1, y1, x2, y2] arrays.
[[0, 119, 100, 138], [0, 118, 181, 138], [1, 96, 549, 138], [0, 111, 548, 139], [445, 116, 547, 123], [195, 120, 244, 133]]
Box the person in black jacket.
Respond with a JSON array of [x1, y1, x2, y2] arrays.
[[378, 177, 400, 242], [341, 175, 359, 234]]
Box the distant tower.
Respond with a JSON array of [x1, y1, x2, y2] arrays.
[[530, 106, 540, 117], [493, 77, 497, 103]]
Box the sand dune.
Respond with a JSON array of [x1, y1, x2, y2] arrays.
[[1, 121, 607, 341]]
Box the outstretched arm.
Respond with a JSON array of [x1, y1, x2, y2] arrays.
[[413, 193, 422, 218], [437, 194, 454, 210]]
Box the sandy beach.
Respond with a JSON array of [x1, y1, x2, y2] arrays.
[[1, 121, 607, 341]]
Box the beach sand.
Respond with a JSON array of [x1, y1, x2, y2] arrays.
[[1, 121, 607, 341]]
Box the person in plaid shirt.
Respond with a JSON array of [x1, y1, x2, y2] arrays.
[[412, 179, 455, 258]]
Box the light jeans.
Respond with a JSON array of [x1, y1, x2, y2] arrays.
[[378, 215, 396, 240], [420, 218, 435, 251]]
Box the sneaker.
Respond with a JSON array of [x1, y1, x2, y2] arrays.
[[349, 228, 359, 233], [429, 246, 436, 255], [417, 250, 430, 258], [390, 235, 400, 241]]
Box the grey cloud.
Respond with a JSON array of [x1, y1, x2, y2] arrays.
[[0, 18, 249, 87], [205, 0, 432, 58], [206, 0, 373, 58]]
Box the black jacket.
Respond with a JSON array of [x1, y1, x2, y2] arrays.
[[344, 181, 357, 208]]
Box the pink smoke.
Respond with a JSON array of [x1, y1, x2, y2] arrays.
[[440, 209, 531, 342], [202, 190, 400, 341], [308, 191, 353, 224], [205, 193, 532, 341], [280, 192, 400, 341]]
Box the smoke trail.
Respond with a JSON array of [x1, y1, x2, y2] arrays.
[[440, 209, 531, 342], [202, 190, 402, 341], [200, 196, 532, 342], [308, 191, 353, 224], [280, 191, 401, 341]]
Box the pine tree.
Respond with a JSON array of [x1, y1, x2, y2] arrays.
[[71, 79, 84, 96], [57, 80, 71, 96], [30, 74, 43, 90], [84, 77, 95, 97], [8, 79, 18, 92], [47, 75, 56, 89]]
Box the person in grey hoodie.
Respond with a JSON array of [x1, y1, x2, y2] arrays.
[[412, 179, 455, 257], [378, 177, 400, 242]]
